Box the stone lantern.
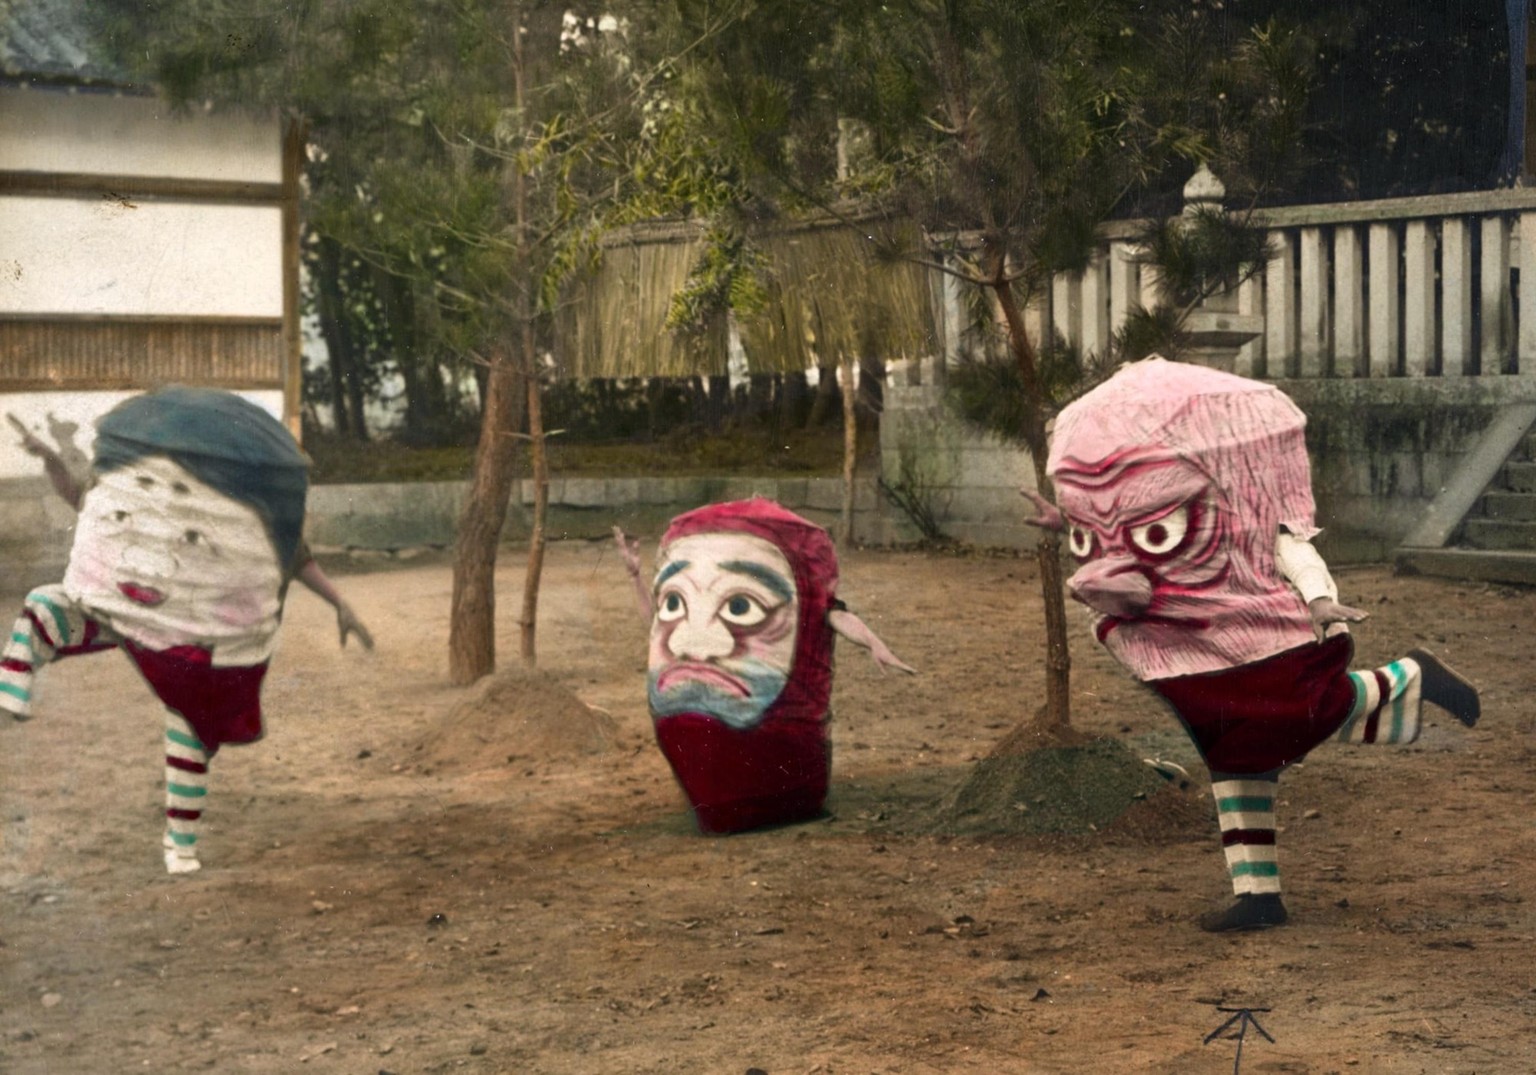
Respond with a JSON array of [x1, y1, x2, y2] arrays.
[[1177, 164, 1264, 372]]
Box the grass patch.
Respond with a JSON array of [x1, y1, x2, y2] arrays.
[[303, 426, 877, 485]]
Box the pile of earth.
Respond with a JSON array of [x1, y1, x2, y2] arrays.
[[933, 720, 1213, 841], [413, 668, 619, 772]]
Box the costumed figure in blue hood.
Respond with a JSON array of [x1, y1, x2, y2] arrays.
[[3, 388, 372, 873]]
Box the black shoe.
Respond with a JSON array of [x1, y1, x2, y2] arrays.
[[1407, 648, 1480, 727], [1199, 893, 1288, 933]]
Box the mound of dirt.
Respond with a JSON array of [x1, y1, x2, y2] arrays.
[[935, 725, 1212, 841], [416, 668, 619, 771]]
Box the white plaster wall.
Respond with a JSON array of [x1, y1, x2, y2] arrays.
[[0, 196, 283, 316], [0, 390, 284, 481], [0, 88, 281, 183]]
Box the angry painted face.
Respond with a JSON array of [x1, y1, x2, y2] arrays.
[[1045, 357, 1324, 681], [647, 531, 799, 729], [63, 455, 285, 659], [1054, 451, 1234, 642]]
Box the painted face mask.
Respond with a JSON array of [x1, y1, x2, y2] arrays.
[[62, 386, 309, 750], [646, 498, 839, 835], [648, 531, 799, 729], [65, 456, 285, 664], [1047, 357, 1320, 681]]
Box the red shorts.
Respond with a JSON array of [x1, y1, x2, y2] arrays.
[[1149, 633, 1356, 775]]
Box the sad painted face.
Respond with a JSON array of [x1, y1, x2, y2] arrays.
[[647, 532, 799, 729], [63, 456, 284, 655]]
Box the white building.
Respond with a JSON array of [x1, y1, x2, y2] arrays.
[[0, 0, 301, 589]]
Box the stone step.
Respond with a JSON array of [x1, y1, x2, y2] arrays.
[[1501, 460, 1536, 492], [1460, 517, 1536, 550], [1395, 547, 1536, 587], [1477, 491, 1536, 521]]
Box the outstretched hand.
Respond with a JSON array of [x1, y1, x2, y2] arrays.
[[612, 526, 643, 578], [336, 600, 375, 650], [613, 526, 654, 623], [1019, 487, 1064, 531], [827, 609, 917, 676], [8, 413, 49, 457], [865, 639, 918, 676], [9, 412, 84, 509], [1307, 596, 1368, 640]]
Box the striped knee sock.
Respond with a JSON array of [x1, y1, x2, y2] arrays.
[[0, 616, 38, 718], [163, 712, 209, 874], [1336, 657, 1423, 745], [1, 587, 112, 718], [1212, 776, 1281, 897], [1, 589, 69, 718]]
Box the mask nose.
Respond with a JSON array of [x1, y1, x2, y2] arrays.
[[120, 541, 178, 580], [667, 613, 735, 661], [1067, 558, 1153, 619]]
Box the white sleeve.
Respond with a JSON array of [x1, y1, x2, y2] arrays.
[[1274, 531, 1338, 604]]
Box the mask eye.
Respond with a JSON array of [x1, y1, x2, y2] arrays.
[[1068, 525, 1096, 559], [718, 593, 769, 627], [656, 591, 686, 622], [1128, 505, 1190, 557]]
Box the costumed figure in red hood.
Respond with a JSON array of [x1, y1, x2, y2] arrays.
[[615, 498, 914, 834], [4, 388, 372, 874], [1023, 357, 1481, 931]]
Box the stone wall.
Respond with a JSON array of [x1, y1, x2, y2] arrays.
[[0, 473, 886, 593], [304, 473, 884, 556], [7, 374, 1532, 593], [876, 377, 1536, 564], [1281, 377, 1535, 562], [877, 382, 1041, 550]]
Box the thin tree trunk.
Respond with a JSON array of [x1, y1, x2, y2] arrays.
[[448, 347, 526, 685], [314, 237, 363, 439], [511, 6, 548, 668], [989, 263, 1071, 729], [839, 354, 856, 546], [520, 333, 548, 665]]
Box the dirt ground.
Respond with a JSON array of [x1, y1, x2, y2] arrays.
[[3, 540, 1535, 1074]]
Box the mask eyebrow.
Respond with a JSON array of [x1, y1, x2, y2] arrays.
[[720, 560, 793, 602], [654, 559, 690, 591]]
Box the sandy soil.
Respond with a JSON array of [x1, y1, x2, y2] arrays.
[[2, 540, 1534, 1074]]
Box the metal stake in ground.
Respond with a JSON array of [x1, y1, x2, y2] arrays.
[[1203, 1006, 1274, 1074]]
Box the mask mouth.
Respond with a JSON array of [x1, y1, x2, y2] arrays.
[[118, 581, 167, 607], [656, 662, 749, 698]]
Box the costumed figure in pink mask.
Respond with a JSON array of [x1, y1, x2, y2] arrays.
[[3, 388, 372, 874], [1024, 357, 1480, 932], [615, 498, 914, 834]]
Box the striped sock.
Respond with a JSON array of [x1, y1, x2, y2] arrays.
[[1337, 658, 1423, 745], [1212, 776, 1281, 897], [1, 587, 114, 719], [163, 712, 208, 875], [0, 588, 72, 718]]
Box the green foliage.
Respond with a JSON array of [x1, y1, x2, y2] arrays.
[[664, 227, 770, 332], [945, 335, 1089, 449], [1133, 206, 1274, 310], [87, 0, 682, 440]]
